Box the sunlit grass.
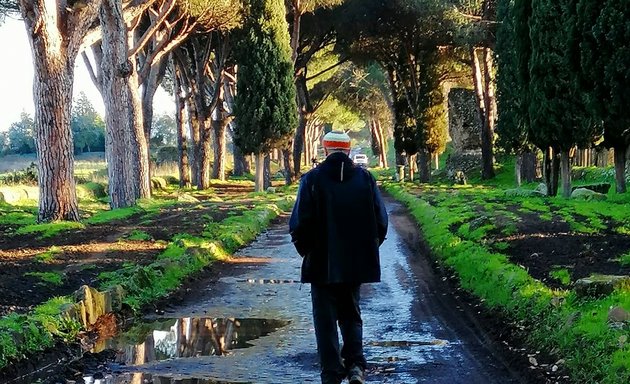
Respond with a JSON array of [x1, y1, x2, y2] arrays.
[[24, 271, 64, 286], [16, 221, 85, 238], [35, 246, 63, 263]]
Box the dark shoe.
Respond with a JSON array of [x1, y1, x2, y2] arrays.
[[348, 365, 365, 384]]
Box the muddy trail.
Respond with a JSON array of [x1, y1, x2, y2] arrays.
[[4, 198, 539, 384]]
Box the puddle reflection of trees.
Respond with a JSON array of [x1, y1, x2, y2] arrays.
[[95, 317, 288, 367]]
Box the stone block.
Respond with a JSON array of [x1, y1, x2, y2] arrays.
[[574, 275, 630, 298]]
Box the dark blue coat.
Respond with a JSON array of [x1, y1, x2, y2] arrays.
[[289, 152, 388, 284]]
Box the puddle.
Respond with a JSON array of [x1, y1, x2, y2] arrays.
[[94, 317, 290, 364], [81, 374, 251, 384], [368, 339, 448, 347], [240, 278, 299, 284]]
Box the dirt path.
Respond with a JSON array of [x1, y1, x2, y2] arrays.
[[24, 197, 539, 384]]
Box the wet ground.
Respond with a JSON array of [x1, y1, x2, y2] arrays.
[[6, 199, 529, 384]]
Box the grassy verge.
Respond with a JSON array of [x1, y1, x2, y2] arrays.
[[0, 192, 294, 371], [383, 181, 629, 383]]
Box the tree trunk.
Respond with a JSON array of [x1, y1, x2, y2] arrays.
[[233, 142, 245, 177], [212, 112, 228, 181], [551, 149, 560, 197], [515, 153, 523, 187], [20, 0, 102, 221], [264, 154, 271, 190], [100, 0, 139, 208], [254, 152, 264, 192], [407, 155, 415, 181], [127, 68, 151, 199], [560, 149, 572, 198], [199, 120, 213, 189], [141, 57, 169, 146], [376, 119, 388, 168], [186, 97, 200, 186], [283, 147, 294, 185], [290, 1, 301, 62], [613, 144, 627, 193], [32, 58, 80, 221], [522, 150, 537, 183], [432, 152, 439, 170], [293, 72, 311, 177], [481, 47, 496, 179], [174, 65, 191, 188], [543, 147, 552, 196], [417, 150, 431, 183], [470, 47, 487, 143]]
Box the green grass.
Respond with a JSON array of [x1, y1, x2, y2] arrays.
[[125, 230, 152, 241], [617, 252, 630, 267], [0, 210, 35, 226], [24, 271, 64, 286], [86, 206, 140, 224], [383, 182, 630, 383], [16, 221, 85, 238], [35, 246, 63, 263], [549, 267, 572, 286]]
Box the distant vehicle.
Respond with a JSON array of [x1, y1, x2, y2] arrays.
[[353, 153, 369, 167]]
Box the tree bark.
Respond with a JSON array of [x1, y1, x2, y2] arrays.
[[100, 0, 140, 208], [551, 149, 560, 197], [282, 146, 294, 185], [186, 97, 200, 187], [173, 63, 191, 187], [141, 57, 168, 146], [20, 0, 102, 221], [613, 144, 627, 193], [199, 119, 213, 189], [293, 71, 311, 177], [33, 59, 80, 221], [560, 149, 572, 198], [127, 68, 151, 199], [212, 97, 228, 181], [481, 47, 496, 179], [263, 154, 271, 190], [522, 150, 537, 183], [515, 153, 523, 187], [375, 119, 388, 168], [254, 152, 264, 192], [233, 142, 247, 177], [543, 147, 552, 195], [417, 150, 431, 183]]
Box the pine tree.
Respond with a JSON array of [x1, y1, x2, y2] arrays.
[[233, 0, 298, 191]]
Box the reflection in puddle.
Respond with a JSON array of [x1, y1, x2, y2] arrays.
[[83, 374, 250, 384], [240, 278, 299, 284], [76, 318, 288, 384], [368, 339, 448, 347], [95, 318, 289, 364]]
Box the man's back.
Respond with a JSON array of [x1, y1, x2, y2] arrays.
[[290, 151, 388, 284]]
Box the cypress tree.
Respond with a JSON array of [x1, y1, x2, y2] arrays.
[[529, 0, 599, 198], [417, 49, 448, 181], [592, 0, 630, 193], [233, 0, 298, 191], [496, 0, 532, 184]]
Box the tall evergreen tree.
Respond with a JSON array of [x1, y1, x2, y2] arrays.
[[496, 0, 532, 185], [529, 0, 599, 198], [233, 0, 298, 192], [591, 0, 630, 193]]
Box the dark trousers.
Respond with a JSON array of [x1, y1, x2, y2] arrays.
[[311, 283, 366, 384]]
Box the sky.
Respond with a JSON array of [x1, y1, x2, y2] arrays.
[[0, 17, 173, 132]]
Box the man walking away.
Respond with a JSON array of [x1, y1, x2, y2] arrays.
[[289, 131, 388, 384]]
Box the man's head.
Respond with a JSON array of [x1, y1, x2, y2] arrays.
[[322, 131, 351, 156]]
